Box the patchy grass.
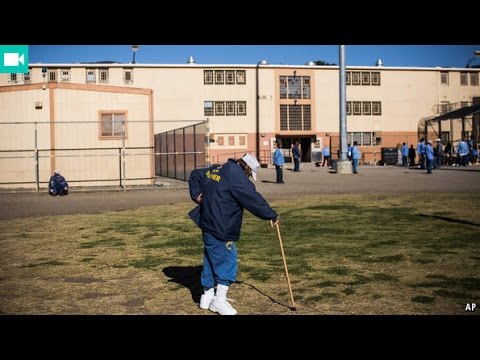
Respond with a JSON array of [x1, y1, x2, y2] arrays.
[[0, 193, 479, 315]]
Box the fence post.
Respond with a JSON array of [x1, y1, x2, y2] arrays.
[[122, 120, 126, 192], [205, 118, 210, 167], [34, 122, 39, 192]]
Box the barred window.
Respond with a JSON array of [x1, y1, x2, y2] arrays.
[[347, 132, 374, 146], [362, 101, 371, 115], [123, 68, 133, 84], [226, 101, 236, 116], [8, 73, 18, 84], [280, 105, 311, 131], [302, 76, 311, 99], [372, 101, 382, 115], [361, 72, 370, 85], [204, 70, 214, 85], [100, 112, 125, 138], [236, 101, 247, 116], [352, 72, 361, 85], [470, 72, 479, 86], [225, 70, 235, 85], [353, 101, 361, 115], [215, 101, 225, 116], [288, 76, 301, 99], [460, 73, 468, 86], [236, 70, 246, 84], [215, 70, 224, 85], [371, 72, 381, 86], [48, 69, 58, 82], [346, 101, 351, 115], [99, 68, 109, 84], [280, 76, 287, 99], [346, 72, 351, 85], [440, 71, 449, 85]]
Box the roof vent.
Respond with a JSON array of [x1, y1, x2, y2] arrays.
[[305, 61, 316, 66], [258, 59, 269, 65], [187, 56, 196, 64], [375, 59, 383, 67]]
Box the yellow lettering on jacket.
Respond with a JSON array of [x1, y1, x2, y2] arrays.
[[206, 170, 221, 182]]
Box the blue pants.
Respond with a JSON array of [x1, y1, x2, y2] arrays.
[[352, 159, 359, 173], [275, 165, 283, 183], [293, 157, 300, 172], [201, 232, 237, 289]]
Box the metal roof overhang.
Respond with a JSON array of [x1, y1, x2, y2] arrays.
[[427, 105, 480, 123]]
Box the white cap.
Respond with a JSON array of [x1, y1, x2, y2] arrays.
[[54, 169, 61, 175], [436, 138, 441, 142], [242, 153, 260, 181]]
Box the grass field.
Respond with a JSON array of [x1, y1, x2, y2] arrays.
[[0, 193, 479, 315]]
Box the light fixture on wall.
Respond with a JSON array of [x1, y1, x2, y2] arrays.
[[294, 100, 297, 105], [293, 70, 297, 78]]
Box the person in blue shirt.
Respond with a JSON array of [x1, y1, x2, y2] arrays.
[[426, 140, 434, 174], [273, 141, 285, 183], [188, 153, 278, 315], [351, 141, 361, 174], [322, 145, 331, 167], [48, 169, 69, 196], [401, 142, 408, 166]]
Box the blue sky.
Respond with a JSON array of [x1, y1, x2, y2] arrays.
[[29, 45, 480, 68]]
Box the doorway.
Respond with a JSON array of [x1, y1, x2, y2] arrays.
[[275, 136, 315, 162]]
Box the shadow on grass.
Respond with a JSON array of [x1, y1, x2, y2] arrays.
[[418, 214, 480, 227], [163, 266, 203, 304], [237, 280, 293, 311]]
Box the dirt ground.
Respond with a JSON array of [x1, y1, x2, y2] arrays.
[[1, 165, 479, 220]]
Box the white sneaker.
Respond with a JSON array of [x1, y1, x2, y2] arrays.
[[199, 292, 215, 310], [209, 296, 237, 315]]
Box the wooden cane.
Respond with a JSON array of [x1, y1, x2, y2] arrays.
[[274, 222, 296, 311]]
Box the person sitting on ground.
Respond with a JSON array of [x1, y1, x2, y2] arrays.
[[48, 169, 69, 196]]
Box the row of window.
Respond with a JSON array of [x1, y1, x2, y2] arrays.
[[441, 71, 479, 86], [346, 101, 382, 116], [280, 104, 311, 131], [346, 72, 381, 86], [8, 68, 134, 85], [279, 76, 310, 99], [204, 70, 246, 85], [346, 132, 381, 146], [204, 101, 247, 116], [214, 134, 247, 147]]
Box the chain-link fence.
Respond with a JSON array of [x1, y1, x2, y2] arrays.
[[0, 120, 206, 191]]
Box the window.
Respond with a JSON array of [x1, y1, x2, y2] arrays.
[[279, 76, 287, 99], [123, 68, 133, 84], [346, 72, 351, 85], [236, 70, 246, 84], [362, 102, 371, 115], [215, 70, 224, 84], [225, 70, 235, 85], [226, 101, 236, 116], [204, 70, 214, 85], [460, 73, 468, 86], [8, 73, 17, 84], [352, 72, 361, 85], [228, 136, 235, 145], [372, 102, 382, 115], [48, 69, 58, 82], [204, 101, 214, 116], [86, 69, 96, 83], [441, 132, 450, 144], [280, 75, 311, 99], [346, 101, 351, 115], [100, 112, 125, 138], [236, 101, 247, 116], [353, 101, 361, 115], [217, 136, 224, 145], [371, 72, 381, 86], [440, 71, 449, 85], [23, 69, 32, 83], [99, 68, 109, 84], [461, 101, 470, 108], [239, 136, 246, 146], [279, 105, 311, 131], [361, 72, 370, 85], [346, 132, 376, 146], [215, 101, 225, 116], [470, 72, 479, 86], [60, 69, 71, 82], [302, 76, 311, 99], [215, 134, 247, 147], [440, 101, 450, 114]]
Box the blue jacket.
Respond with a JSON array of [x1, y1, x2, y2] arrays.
[[273, 148, 285, 165], [189, 159, 278, 242]]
